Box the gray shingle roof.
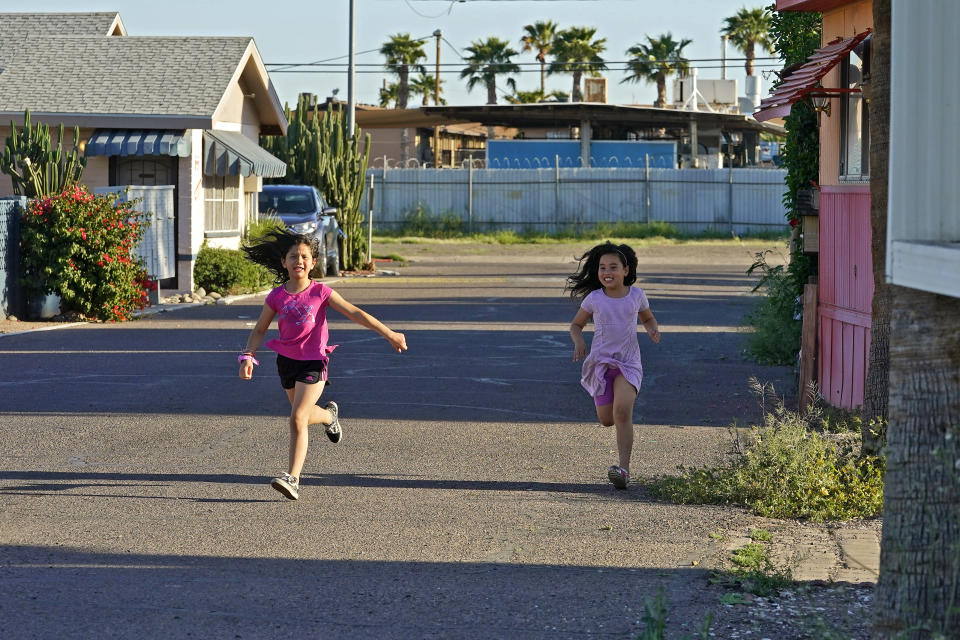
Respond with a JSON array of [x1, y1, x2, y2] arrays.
[[0, 12, 122, 38], [0, 36, 253, 117]]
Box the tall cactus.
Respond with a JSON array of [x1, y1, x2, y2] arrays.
[[0, 110, 85, 198], [317, 110, 370, 270], [260, 96, 370, 270]]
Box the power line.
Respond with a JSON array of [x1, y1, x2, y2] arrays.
[[268, 63, 783, 75]]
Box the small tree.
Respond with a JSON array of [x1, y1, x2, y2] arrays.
[[1, 110, 85, 198], [20, 185, 149, 321]]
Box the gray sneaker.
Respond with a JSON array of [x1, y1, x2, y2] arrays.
[[323, 401, 341, 444], [607, 465, 629, 490], [271, 473, 299, 500]]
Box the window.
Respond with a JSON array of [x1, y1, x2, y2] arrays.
[[839, 36, 871, 180], [203, 174, 240, 233]]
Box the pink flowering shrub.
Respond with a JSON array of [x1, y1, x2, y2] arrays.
[[21, 185, 150, 321]]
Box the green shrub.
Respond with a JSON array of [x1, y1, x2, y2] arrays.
[[20, 185, 148, 321], [744, 249, 812, 366], [647, 380, 885, 522], [399, 203, 464, 238], [194, 246, 273, 295], [245, 214, 285, 243]]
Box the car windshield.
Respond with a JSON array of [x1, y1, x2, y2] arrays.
[[258, 190, 315, 215]]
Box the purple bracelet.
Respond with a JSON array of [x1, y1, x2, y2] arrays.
[[238, 353, 260, 365]]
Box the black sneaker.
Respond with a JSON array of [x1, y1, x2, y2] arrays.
[[607, 465, 629, 490], [271, 473, 299, 500], [323, 401, 341, 444]]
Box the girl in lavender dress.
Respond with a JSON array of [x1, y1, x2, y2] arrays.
[[566, 242, 661, 490]]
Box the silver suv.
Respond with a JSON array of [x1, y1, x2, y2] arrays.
[[258, 185, 343, 276]]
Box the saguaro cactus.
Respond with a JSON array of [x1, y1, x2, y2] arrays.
[[0, 110, 85, 198], [318, 110, 370, 270], [260, 96, 370, 270]]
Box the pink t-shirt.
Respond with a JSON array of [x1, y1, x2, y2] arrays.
[[579, 286, 651, 398], [264, 281, 338, 361]]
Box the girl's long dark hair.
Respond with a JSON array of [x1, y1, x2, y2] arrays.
[[564, 241, 638, 299], [241, 229, 319, 285]]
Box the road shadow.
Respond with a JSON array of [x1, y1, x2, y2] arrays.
[[0, 543, 723, 639]]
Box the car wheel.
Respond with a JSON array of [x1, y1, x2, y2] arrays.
[[326, 239, 340, 276]]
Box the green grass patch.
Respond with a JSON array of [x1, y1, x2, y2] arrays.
[[636, 589, 713, 640], [646, 379, 885, 522], [716, 540, 794, 597], [749, 528, 773, 542], [375, 205, 788, 245], [372, 252, 408, 266]]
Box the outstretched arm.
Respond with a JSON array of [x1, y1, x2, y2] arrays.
[[239, 302, 276, 379], [639, 308, 660, 344], [328, 290, 407, 353], [570, 308, 592, 362]]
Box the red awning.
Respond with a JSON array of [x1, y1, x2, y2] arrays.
[[754, 29, 872, 122]]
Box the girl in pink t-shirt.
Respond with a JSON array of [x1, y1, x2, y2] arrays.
[[238, 230, 407, 500], [567, 242, 661, 490]]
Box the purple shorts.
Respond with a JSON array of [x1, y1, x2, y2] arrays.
[[594, 367, 622, 406]]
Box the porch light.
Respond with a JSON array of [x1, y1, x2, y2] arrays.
[[810, 93, 832, 117]]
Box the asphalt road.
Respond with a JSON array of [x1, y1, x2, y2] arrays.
[[0, 241, 793, 639]]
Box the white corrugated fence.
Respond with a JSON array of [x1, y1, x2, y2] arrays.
[[364, 167, 789, 234]]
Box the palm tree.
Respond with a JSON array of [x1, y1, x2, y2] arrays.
[[622, 33, 693, 108], [548, 26, 606, 102], [722, 7, 775, 76], [380, 33, 427, 162], [460, 37, 520, 105], [409, 73, 446, 106], [520, 20, 558, 94], [378, 82, 398, 108], [379, 33, 427, 108]]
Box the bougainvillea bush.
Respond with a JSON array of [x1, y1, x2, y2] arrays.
[[20, 185, 150, 321]]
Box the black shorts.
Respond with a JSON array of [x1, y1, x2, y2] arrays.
[[276, 354, 329, 389]]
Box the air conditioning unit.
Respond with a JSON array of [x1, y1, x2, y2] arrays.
[[584, 77, 607, 103]]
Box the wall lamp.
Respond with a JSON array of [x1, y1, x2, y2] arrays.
[[809, 93, 832, 117]]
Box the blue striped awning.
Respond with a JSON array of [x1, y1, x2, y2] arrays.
[[85, 130, 191, 157], [202, 129, 287, 178]]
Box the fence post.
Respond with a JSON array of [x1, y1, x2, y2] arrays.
[[367, 172, 374, 265], [467, 160, 473, 233], [728, 162, 735, 233], [554, 154, 560, 228], [644, 154, 651, 224]]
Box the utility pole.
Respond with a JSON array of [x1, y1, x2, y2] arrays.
[[433, 29, 442, 168], [347, 0, 356, 136], [721, 35, 728, 80]]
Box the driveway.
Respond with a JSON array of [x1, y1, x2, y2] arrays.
[[0, 240, 872, 639]]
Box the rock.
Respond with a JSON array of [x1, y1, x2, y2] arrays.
[[6, 315, 17, 322], [195, 287, 206, 297], [216, 298, 229, 305], [209, 292, 222, 300]]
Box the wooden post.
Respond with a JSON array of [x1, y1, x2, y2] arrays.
[[798, 282, 818, 411]]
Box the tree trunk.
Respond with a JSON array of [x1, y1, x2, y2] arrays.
[[874, 286, 960, 639], [655, 73, 666, 109], [572, 71, 582, 102], [863, 0, 891, 454], [538, 57, 546, 94], [486, 78, 497, 105], [745, 42, 755, 76], [398, 67, 410, 163]]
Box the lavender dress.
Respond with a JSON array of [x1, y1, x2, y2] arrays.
[[579, 287, 651, 398]]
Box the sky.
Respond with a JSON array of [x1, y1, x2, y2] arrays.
[[13, 0, 780, 108]]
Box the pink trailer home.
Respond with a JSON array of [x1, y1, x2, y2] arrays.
[[756, 0, 874, 409]]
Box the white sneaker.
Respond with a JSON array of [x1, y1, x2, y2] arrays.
[[271, 473, 299, 500], [323, 401, 341, 444]]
